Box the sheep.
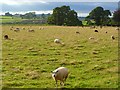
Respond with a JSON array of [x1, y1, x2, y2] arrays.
[[89, 37, 94, 40], [94, 30, 98, 32], [111, 35, 115, 40], [4, 35, 9, 40], [76, 31, 80, 34], [90, 26, 95, 29], [39, 27, 44, 30], [14, 28, 20, 32], [116, 27, 120, 30], [54, 39, 61, 44], [51, 67, 69, 87], [54, 39, 65, 46], [28, 29, 35, 32]]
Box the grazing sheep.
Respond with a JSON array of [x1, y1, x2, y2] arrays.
[[116, 27, 120, 30], [51, 67, 69, 87], [28, 29, 35, 32], [14, 28, 20, 32], [90, 26, 95, 29], [89, 37, 94, 40], [4, 35, 9, 40], [39, 27, 44, 30], [94, 30, 98, 32], [111, 35, 115, 40], [54, 39, 61, 44], [76, 31, 80, 34]]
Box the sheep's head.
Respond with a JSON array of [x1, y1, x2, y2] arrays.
[[52, 70, 59, 78]]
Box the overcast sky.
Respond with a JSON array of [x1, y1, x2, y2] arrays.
[[0, 0, 119, 17]]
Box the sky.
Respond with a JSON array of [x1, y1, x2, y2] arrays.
[[0, 0, 119, 17]]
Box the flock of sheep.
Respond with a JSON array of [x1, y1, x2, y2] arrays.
[[3, 26, 119, 87]]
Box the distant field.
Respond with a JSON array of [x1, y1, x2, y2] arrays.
[[0, 16, 26, 23], [2, 25, 118, 88]]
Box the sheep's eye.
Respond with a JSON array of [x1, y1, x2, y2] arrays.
[[56, 70, 59, 73]]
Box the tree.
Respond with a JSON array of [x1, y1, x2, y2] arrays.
[[87, 6, 111, 25], [41, 13, 45, 19], [113, 9, 120, 25], [23, 12, 36, 19], [5, 12, 12, 16], [47, 5, 82, 26]]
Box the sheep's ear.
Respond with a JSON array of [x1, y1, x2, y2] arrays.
[[56, 70, 59, 73]]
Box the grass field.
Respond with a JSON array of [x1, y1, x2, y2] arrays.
[[0, 16, 25, 23], [2, 25, 118, 88]]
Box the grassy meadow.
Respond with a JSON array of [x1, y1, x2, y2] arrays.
[[2, 25, 118, 88]]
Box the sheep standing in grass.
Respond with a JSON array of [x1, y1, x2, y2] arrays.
[[14, 28, 20, 32], [111, 35, 115, 40], [54, 39, 61, 44], [28, 29, 35, 32], [4, 35, 9, 40], [54, 39, 65, 46], [51, 67, 69, 87]]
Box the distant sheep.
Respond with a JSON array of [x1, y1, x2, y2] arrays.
[[39, 27, 44, 30], [51, 67, 69, 87], [14, 28, 20, 32], [90, 26, 95, 29], [54, 39, 61, 44], [116, 27, 120, 30], [89, 37, 94, 40], [76, 31, 80, 34], [28, 29, 35, 32], [4, 35, 9, 40], [105, 31, 107, 33], [111, 35, 115, 40], [94, 30, 98, 32]]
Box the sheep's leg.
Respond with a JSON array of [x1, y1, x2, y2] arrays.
[[55, 80, 58, 88], [60, 80, 64, 86]]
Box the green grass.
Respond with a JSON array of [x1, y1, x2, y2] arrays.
[[2, 25, 118, 88], [0, 16, 26, 23]]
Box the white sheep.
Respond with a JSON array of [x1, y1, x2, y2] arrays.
[[51, 67, 69, 87], [116, 27, 120, 30], [28, 29, 35, 32], [89, 37, 94, 40], [54, 39, 61, 44], [14, 28, 20, 32]]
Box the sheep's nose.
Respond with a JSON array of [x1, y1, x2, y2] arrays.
[[54, 75, 55, 77]]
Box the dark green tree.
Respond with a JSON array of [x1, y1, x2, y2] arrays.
[[113, 9, 120, 25], [47, 5, 82, 26], [87, 6, 111, 25], [5, 12, 12, 16], [24, 12, 36, 19]]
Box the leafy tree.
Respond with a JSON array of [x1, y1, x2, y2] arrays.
[[23, 12, 36, 19], [87, 6, 111, 25], [41, 13, 45, 19], [113, 9, 120, 25], [47, 5, 82, 26], [5, 12, 12, 16]]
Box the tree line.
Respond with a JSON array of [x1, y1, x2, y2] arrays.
[[47, 5, 120, 26], [4, 5, 120, 26]]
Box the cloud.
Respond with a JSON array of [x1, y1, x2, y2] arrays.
[[0, 0, 48, 5], [0, 0, 119, 5]]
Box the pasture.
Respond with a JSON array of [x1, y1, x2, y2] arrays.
[[2, 25, 118, 88]]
